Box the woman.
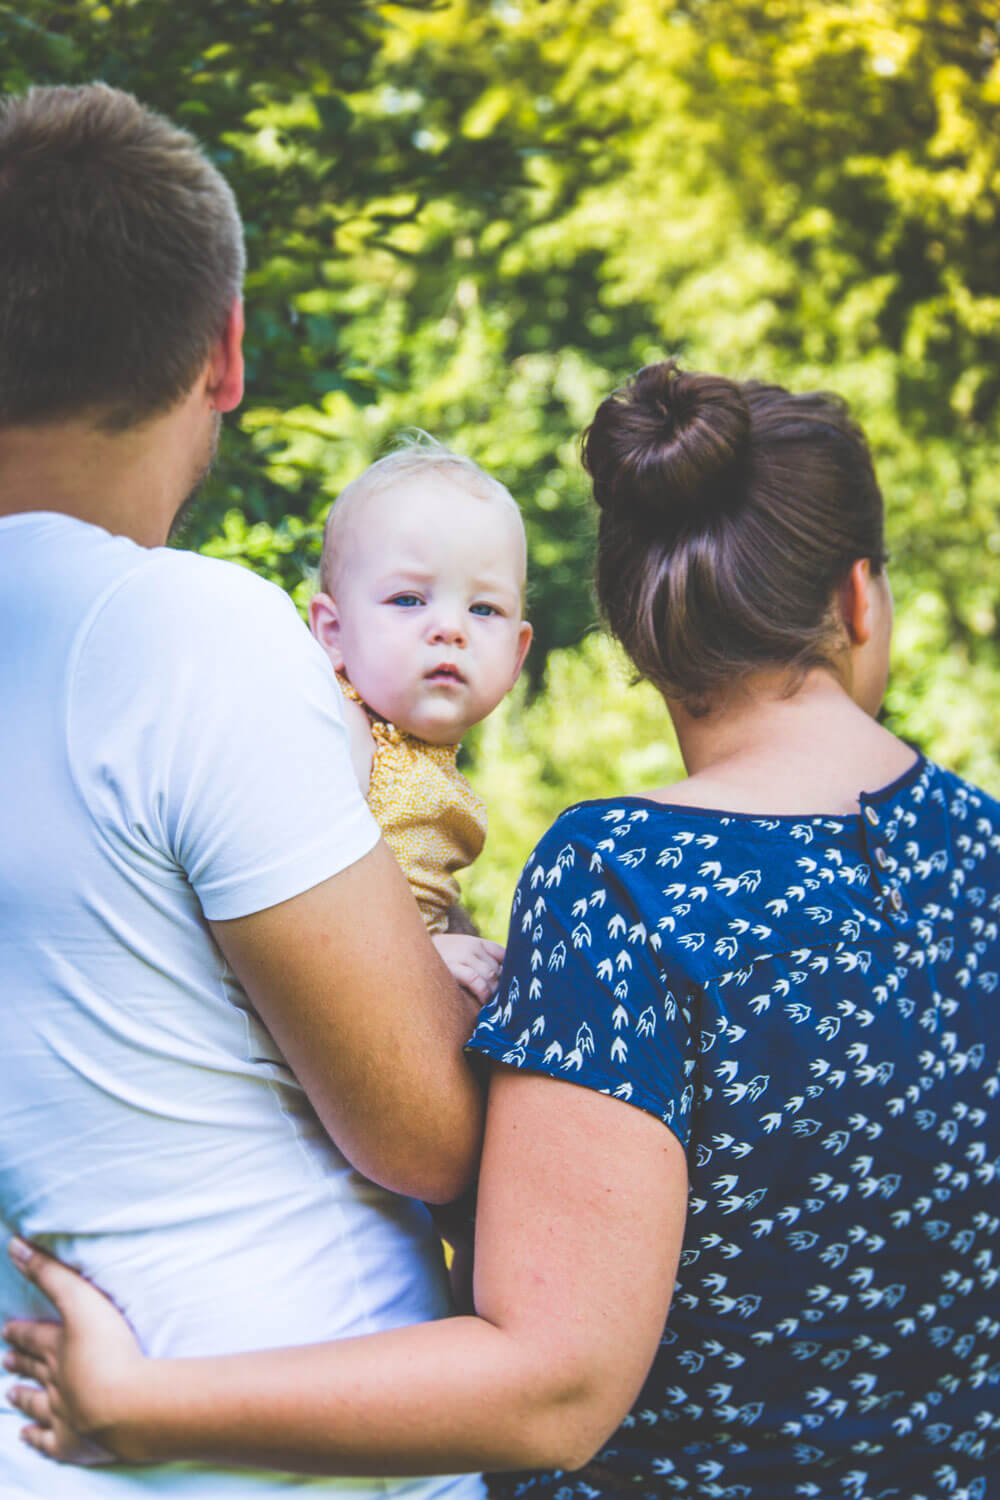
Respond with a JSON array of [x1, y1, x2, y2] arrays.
[[5, 362, 997, 1497]]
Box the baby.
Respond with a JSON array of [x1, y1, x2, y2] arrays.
[[309, 442, 533, 1004]]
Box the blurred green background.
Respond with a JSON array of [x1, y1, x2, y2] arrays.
[[5, 0, 998, 936]]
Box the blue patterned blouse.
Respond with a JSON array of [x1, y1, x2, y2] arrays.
[[467, 756, 999, 1500]]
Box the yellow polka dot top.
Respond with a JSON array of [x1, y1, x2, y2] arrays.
[[337, 674, 487, 934]]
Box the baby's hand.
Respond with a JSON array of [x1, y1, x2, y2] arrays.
[[432, 934, 504, 1006]]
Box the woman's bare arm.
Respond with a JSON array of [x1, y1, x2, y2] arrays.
[[4, 1067, 687, 1474]]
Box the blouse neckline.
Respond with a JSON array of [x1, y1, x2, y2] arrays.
[[569, 750, 928, 828]]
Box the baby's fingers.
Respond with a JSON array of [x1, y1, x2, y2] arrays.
[[456, 967, 492, 1005], [466, 947, 502, 981]]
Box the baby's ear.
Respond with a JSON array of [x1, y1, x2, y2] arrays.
[[511, 619, 533, 685], [309, 592, 346, 672]]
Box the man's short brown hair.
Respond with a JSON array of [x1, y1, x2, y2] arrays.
[[0, 82, 245, 430]]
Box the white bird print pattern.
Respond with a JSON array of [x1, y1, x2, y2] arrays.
[[469, 757, 999, 1500]]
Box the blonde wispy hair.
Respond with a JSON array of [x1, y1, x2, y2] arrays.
[[319, 433, 526, 595]]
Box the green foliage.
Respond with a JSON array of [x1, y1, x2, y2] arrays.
[[352, 0, 1000, 668], [0, 0, 537, 587], [460, 633, 685, 936], [4, 0, 1000, 933]]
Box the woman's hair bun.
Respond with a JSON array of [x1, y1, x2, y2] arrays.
[[583, 359, 751, 531]]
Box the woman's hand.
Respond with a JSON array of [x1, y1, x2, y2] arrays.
[[2, 1237, 146, 1465], [0, 1072, 687, 1476]]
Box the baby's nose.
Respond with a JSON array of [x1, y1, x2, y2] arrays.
[[429, 613, 466, 646]]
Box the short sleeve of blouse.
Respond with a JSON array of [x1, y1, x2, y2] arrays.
[[466, 806, 698, 1146]]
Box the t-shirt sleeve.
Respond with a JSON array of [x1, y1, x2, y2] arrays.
[[67, 549, 379, 920], [465, 810, 698, 1146]]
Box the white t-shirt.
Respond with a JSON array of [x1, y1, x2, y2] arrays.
[[0, 513, 484, 1500]]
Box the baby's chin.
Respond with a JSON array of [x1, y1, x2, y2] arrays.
[[400, 703, 478, 746], [406, 718, 472, 747], [395, 684, 483, 745]]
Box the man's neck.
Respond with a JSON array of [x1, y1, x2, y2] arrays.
[[0, 389, 213, 549]]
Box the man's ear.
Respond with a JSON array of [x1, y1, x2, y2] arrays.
[[510, 620, 533, 685], [309, 592, 347, 672], [206, 298, 245, 413], [837, 559, 874, 647]]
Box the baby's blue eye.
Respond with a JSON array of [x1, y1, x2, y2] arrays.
[[389, 594, 423, 608], [470, 602, 500, 617]]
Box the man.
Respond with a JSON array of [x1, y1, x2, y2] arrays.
[[0, 82, 485, 1499]]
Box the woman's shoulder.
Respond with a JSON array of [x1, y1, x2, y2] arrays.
[[872, 755, 1000, 865], [544, 757, 1000, 833], [921, 758, 1000, 818], [528, 792, 854, 865], [513, 796, 826, 941], [523, 756, 1000, 888]]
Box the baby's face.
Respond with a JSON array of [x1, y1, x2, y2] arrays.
[[314, 474, 532, 745]]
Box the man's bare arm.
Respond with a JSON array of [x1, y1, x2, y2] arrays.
[[210, 839, 484, 1203]]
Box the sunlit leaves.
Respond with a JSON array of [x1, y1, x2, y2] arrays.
[[5, 0, 1000, 933]]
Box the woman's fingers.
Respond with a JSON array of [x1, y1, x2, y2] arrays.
[[3, 1349, 48, 1383], [8, 1238, 90, 1321], [2, 1239, 135, 1468], [8, 1383, 53, 1424], [8, 1383, 115, 1467], [21, 1423, 60, 1459], [18, 1410, 112, 1468], [2, 1316, 61, 1362]]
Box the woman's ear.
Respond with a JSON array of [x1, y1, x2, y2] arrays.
[[837, 558, 875, 647], [309, 592, 346, 672]]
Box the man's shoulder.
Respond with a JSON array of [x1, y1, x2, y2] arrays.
[[96, 546, 300, 643], [133, 545, 290, 606], [71, 544, 318, 705]]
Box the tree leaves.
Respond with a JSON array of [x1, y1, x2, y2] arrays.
[[5, 0, 1000, 929]]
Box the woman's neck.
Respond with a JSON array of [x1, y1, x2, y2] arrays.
[[655, 669, 917, 818]]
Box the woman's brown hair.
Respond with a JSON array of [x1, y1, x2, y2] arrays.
[[583, 360, 887, 714]]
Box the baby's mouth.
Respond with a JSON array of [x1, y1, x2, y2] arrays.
[[426, 664, 465, 684]]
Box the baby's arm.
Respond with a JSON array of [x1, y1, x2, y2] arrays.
[[340, 684, 499, 1002], [432, 934, 504, 1006], [339, 693, 375, 794]]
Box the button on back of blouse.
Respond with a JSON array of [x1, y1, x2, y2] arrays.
[[864, 804, 880, 827], [889, 885, 903, 912]]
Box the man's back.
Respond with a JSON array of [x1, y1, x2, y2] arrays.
[[0, 513, 473, 1498]]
